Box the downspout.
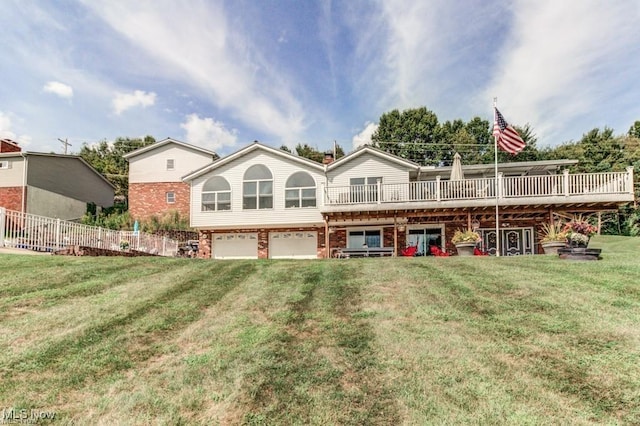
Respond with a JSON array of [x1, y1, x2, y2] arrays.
[[21, 152, 28, 214]]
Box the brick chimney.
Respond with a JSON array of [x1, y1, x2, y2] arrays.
[[0, 139, 21, 153], [322, 151, 334, 165]]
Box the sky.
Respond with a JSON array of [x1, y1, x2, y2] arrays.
[[1, 0, 640, 157]]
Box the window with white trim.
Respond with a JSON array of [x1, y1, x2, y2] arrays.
[[166, 159, 175, 170], [285, 172, 316, 208], [350, 176, 382, 203], [202, 176, 231, 211], [348, 229, 382, 248], [0, 160, 9, 169], [243, 164, 273, 209], [166, 191, 175, 204]]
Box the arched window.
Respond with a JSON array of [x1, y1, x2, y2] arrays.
[[243, 164, 273, 209], [285, 172, 316, 208], [202, 176, 231, 211]]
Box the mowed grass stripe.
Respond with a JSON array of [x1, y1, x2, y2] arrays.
[[358, 254, 640, 424], [1, 259, 253, 407], [223, 261, 401, 425]]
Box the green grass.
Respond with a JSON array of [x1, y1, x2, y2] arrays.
[[1, 235, 639, 424]]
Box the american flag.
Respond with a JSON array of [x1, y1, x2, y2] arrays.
[[493, 108, 525, 154]]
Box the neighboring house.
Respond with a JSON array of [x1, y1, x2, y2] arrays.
[[0, 142, 115, 220], [183, 142, 635, 259], [124, 138, 218, 220]]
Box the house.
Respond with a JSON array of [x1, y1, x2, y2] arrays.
[[123, 137, 218, 220], [182, 141, 635, 259], [0, 141, 115, 220]]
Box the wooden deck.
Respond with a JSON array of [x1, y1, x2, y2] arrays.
[[322, 169, 634, 212]]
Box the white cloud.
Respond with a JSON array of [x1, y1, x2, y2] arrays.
[[43, 81, 73, 99], [0, 111, 32, 147], [84, 2, 306, 143], [483, 0, 640, 145], [112, 90, 156, 115], [352, 122, 378, 149], [180, 114, 237, 152]]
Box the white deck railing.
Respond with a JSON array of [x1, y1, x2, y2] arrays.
[[324, 169, 634, 206], [0, 208, 179, 256]]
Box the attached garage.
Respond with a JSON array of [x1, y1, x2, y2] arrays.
[[269, 231, 318, 259], [212, 233, 258, 259]]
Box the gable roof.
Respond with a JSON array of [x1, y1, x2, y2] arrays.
[[326, 145, 421, 171], [0, 151, 115, 189], [182, 141, 325, 182], [122, 137, 218, 160]]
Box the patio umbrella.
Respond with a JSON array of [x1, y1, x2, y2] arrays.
[[450, 152, 464, 181]]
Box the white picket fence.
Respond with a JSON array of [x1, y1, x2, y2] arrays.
[[0, 207, 178, 257]]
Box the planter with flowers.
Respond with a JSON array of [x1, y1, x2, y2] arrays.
[[562, 216, 598, 248], [539, 221, 568, 255], [451, 229, 481, 256], [558, 215, 602, 260]]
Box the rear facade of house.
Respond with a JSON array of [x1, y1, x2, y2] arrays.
[[180, 142, 634, 259]]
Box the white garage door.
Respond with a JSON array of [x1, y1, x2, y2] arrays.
[[212, 233, 258, 259], [270, 231, 318, 259]]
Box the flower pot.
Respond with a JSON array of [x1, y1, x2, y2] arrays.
[[454, 242, 476, 256], [541, 241, 566, 256]]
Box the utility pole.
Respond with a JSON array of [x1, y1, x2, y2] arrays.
[[58, 138, 72, 155]]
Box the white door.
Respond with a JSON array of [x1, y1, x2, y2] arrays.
[[269, 231, 317, 259], [212, 233, 258, 259]]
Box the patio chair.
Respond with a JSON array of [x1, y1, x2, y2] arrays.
[[429, 245, 450, 257], [401, 245, 418, 257], [474, 247, 489, 256]]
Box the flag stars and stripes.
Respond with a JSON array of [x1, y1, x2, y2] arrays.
[[493, 108, 526, 154]]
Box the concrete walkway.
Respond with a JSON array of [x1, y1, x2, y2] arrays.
[[0, 247, 52, 256]]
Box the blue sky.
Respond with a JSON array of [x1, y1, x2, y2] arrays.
[[1, 0, 639, 157]]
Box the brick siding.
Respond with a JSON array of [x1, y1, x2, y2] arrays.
[[0, 139, 21, 153], [129, 182, 190, 220], [0, 186, 24, 211]]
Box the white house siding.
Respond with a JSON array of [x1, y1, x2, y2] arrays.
[[0, 156, 25, 187], [327, 152, 410, 186], [190, 150, 325, 229], [129, 144, 213, 183]]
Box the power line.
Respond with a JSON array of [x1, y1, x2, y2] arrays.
[[58, 138, 72, 155]]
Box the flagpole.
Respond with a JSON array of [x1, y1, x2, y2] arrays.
[[493, 97, 500, 257]]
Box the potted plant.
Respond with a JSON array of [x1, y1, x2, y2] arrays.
[[451, 229, 481, 256], [539, 221, 567, 255], [562, 215, 598, 248]]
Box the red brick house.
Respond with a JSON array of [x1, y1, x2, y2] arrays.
[[123, 138, 218, 220]]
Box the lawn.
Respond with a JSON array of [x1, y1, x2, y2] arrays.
[[1, 235, 639, 424]]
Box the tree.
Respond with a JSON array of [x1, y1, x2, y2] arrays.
[[628, 120, 640, 138], [293, 143, 345, 163], [79, 136, 156, 200], [372, 107, 441, 165]]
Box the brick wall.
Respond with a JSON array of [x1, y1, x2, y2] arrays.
[[129, 182, 190, 220], [0, 186, 24, 211], [0, 139, 21, 153]]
